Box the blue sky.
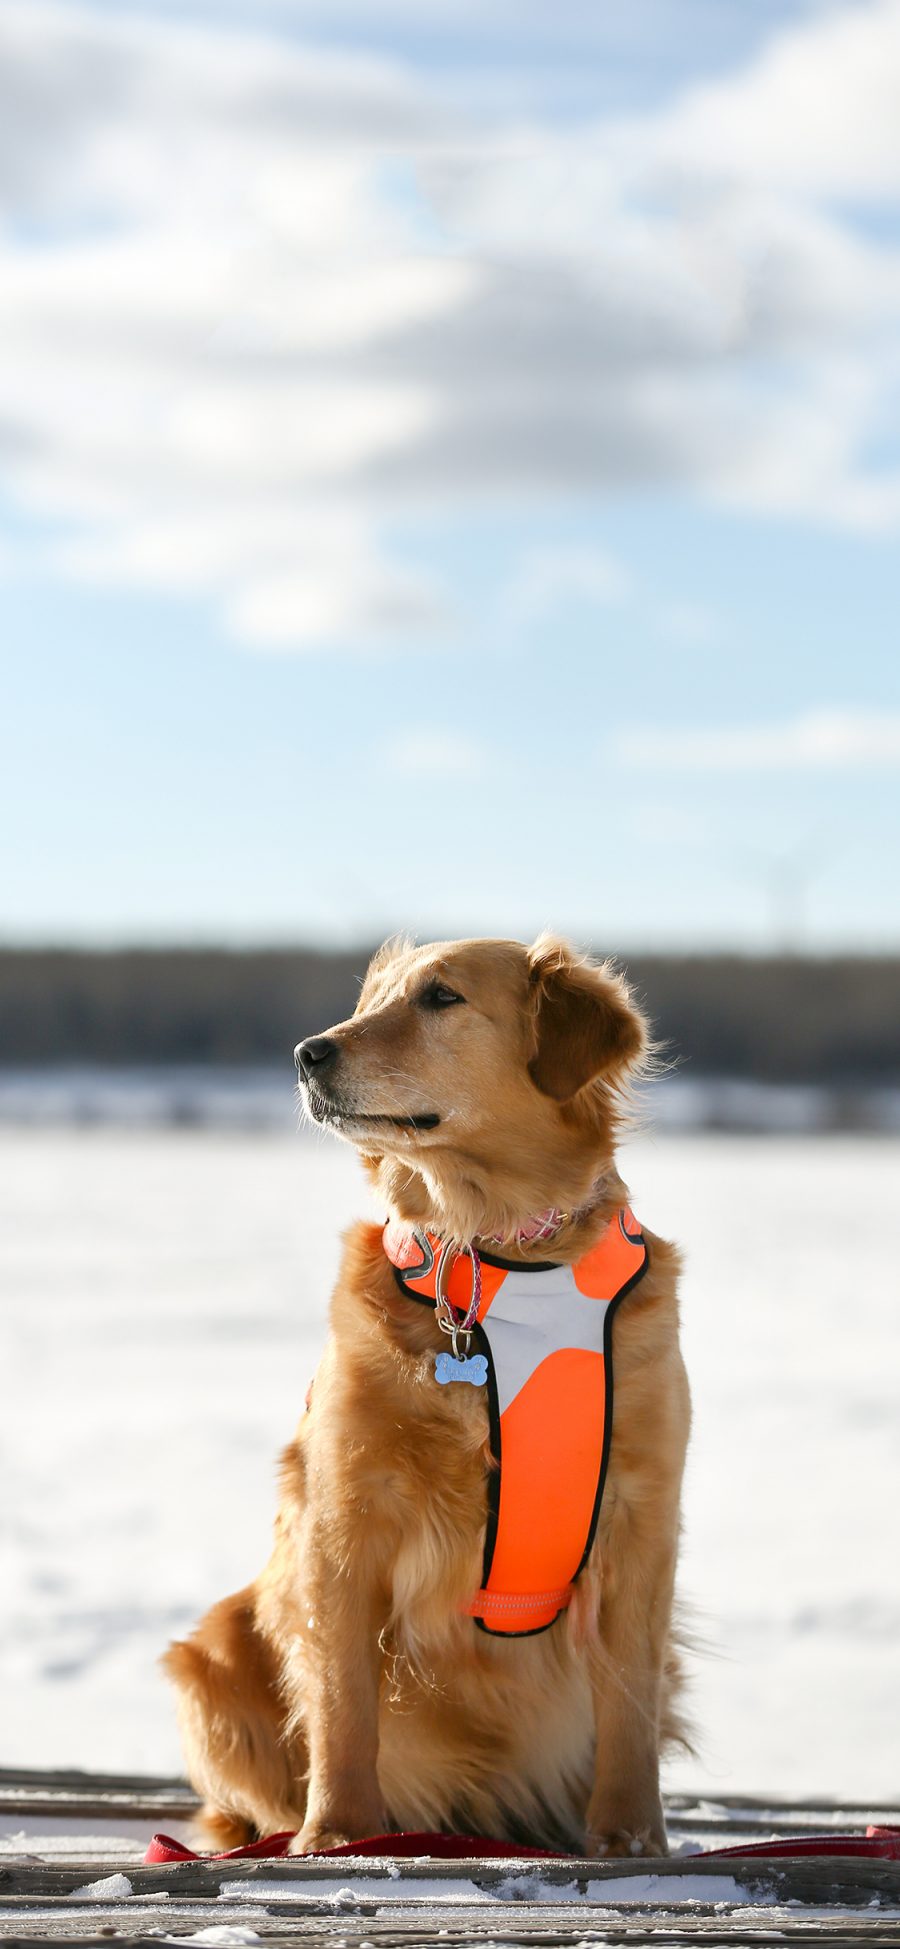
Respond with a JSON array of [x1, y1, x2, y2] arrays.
[[2, 0, 900, 950]]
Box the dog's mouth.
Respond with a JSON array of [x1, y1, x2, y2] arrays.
[[303, 1089, 440, 1134]]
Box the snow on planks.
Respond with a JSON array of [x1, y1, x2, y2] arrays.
[[1, 1768, 899, 1946]]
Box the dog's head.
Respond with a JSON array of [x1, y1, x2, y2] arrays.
[[295, 934, 647, 1244]]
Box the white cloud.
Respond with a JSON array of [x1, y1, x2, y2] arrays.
[[612, 709, 900, 771], [636, 0, 900, 200], [1, 1, 900, 648]]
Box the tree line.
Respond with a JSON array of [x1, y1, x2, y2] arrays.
[[1, 946, 897, 1083]]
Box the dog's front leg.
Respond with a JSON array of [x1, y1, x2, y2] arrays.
[[583, 1498, 682, 1860], [289, 1523, 388, 1854]]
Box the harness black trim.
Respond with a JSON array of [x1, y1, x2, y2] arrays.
[[477, 1247, 562, 1272], [574, 1242, 649, 1581]]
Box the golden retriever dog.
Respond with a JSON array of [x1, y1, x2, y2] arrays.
[[164, 934, 690, 1858]]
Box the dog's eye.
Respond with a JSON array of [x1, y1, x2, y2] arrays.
[[419, 981, 466, 1010]]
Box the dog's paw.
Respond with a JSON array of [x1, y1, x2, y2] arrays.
[[288, 1825, 355, 1856], [288, 1803, 388, 1856], [586, 1825, 668, 1860]]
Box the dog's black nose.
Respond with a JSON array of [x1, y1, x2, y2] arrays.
[[295, 1035, 338, 1080]]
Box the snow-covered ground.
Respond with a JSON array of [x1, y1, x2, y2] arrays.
[[2, 1123, 898, 1800]]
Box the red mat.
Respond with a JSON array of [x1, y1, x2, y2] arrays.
[[144, 1823, 900, 1865], [145, 1828, 558, 1864]]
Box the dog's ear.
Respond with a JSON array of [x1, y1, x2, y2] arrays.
[[527, 935, 646, 1102]]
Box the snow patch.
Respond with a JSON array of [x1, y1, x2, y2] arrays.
[[496, 1873, 578, 1902], [218, 1875, 491, 1905], [585, 1872, 775, 1905], [166, 1930, 264, 1946], [66, 1872, 133, 1901], [217, 1870, 766, 1908]]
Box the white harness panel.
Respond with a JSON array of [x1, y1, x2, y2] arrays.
[[483, 1264, 610, 1416]]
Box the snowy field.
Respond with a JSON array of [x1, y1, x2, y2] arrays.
[[2, 1122, 898, 1803]]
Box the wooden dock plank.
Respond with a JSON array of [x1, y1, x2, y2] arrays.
[[3, 1769, 898, 1946]]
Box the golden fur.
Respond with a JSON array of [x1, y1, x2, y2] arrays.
[[164, 934, 691, 1857]]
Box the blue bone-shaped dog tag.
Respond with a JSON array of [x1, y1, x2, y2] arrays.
[[435, 1350, 488, 1387]]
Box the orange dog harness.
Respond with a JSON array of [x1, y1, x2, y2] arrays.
[[384, 1209, 648, 1636]]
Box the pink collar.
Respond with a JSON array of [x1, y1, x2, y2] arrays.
[[387, 1184, 607, 1261], [486, 1178, 611, 1249], [485, 1206, 569, 1248]]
